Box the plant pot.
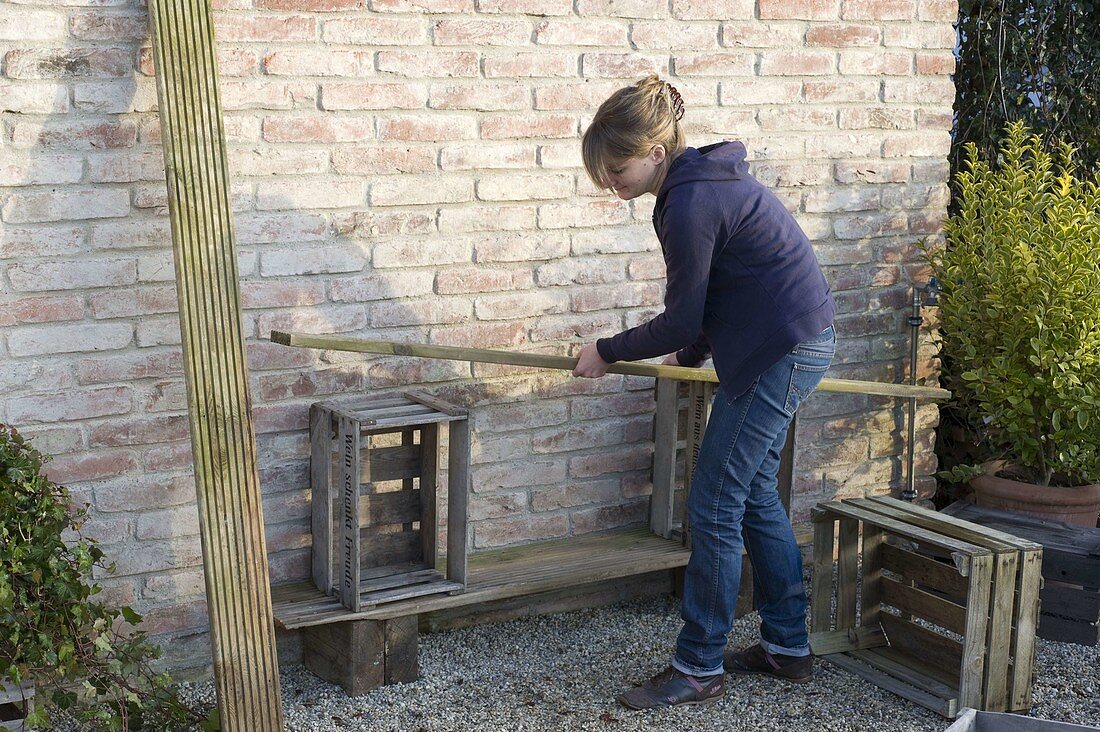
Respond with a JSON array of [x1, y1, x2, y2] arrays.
[[969, 462, 1100, 527]]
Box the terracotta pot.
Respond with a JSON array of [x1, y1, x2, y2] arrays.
[[969, 462, 1100, 526]]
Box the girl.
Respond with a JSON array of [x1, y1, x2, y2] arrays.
[[572, 76, 836, 709]]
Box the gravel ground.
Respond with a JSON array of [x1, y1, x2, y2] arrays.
[[161, 593, 1099, 732]]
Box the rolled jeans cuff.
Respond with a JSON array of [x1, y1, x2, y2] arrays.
[[672, 656, 724, 678], [761, 638, 810, 657]]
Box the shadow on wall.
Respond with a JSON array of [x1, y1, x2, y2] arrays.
[[0, 5, 665, 676]]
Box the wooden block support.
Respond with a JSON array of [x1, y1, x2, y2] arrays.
[[302, 616, 418, 696], [811, 497, 1043, 717]]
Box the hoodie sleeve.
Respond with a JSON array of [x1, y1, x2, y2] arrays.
[[676, 332, 711, 367], [596, 185, 721, 364]]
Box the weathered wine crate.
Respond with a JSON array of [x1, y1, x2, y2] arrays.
[[310, 391, 470, 613], [0, 681, 33, 732], [944, 501, 1100, 647], [810, 496, 1042, 717]]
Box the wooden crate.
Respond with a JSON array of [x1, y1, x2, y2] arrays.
[[0, 681, 33, 732], [944, 501, 1100, 647], [310, 391, 470, 613], [650, 378, 797, 542], [810, 496, 1042, 717]]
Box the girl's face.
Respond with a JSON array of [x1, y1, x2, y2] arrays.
[[606, 145, 667, 200]]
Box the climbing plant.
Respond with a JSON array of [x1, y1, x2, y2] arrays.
[[0, 424, 211, 730], [953, 1, 1100, 182]]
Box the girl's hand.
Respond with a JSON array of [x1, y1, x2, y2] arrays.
[[661, 353, 680, 366], [573, 343, 610, 378]]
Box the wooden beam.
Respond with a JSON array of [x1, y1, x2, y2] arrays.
[[269, 331, 951, 401], [147, 1, 284, 728]]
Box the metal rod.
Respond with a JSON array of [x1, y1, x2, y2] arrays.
[[904, 286, 922, 502], [269, 330, 951, 401]]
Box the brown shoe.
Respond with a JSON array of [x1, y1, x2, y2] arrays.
[[617, 666, 725, 710], [723, 644, 813, 683]]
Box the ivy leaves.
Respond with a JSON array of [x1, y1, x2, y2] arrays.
[[0, 425, 210, 730]]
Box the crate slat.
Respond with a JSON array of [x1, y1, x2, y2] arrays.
[[810, 509, 836, 632], [824, 651, 956, 718], [361, 490, 422, 527], [836, 517, 860, 631], [880, 542, 968, 597], [879, 576, 968, 634]]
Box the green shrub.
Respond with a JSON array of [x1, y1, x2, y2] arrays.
[[929, 122, 1100, 487], [0, 424, 209, 730]]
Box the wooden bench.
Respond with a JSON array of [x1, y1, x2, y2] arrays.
[[271, 378, 807, 695]]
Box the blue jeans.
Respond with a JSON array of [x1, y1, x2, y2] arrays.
[[672, 326, 835, 677]]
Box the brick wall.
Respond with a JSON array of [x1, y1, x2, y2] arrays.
[[0, 0, 955, 674]]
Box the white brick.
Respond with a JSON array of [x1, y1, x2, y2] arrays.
[[438, 205, 536, 233], [475, 291, 567, 320], [0, 8, 67, 40], [2, 188, 130, 224], [475, 231, 570, 262], [89, 220, 173, 251], [370, 176, 473, 206], [87, 150, 166, 184], [0, 82, 69, 113], [476, 173, 573, 201], [8, 322, 133, 356], [0, 226, 85, 259], [8, 258, 136, 291], [570, 227, 657, 255], [256, 178, 366, 210], [535, 257, 627, 285], [440, 144, 534, 171], [369, 299, 471, 327], [260, 246, 367, 276], [373, 237, 473, 268], [329, 271, 435, 302], [0, 154, 83, 186], [74, 79, 159, 114]]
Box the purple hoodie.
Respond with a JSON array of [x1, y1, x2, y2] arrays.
[[596, 141, 836, 398]]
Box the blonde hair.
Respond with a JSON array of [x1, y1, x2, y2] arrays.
[[582, 75, 686, 190]]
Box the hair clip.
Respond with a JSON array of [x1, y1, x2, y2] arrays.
[[666, 82, 685, 121]]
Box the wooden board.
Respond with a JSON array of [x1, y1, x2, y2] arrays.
[[649, 378, 678, 540], [879, 612, 965, 688], [270, 330, 953, 400], [879, 541, 969, 597], [310, 403, 334, 595], [823, 651, 957, 718], [810, 509, 836, 632], [836, 517, 860, 631], [1036, 613, 1100, 646], [339, 416, 362, 612], [273, 526, 691, 629], [446, 418, 470, 587], [879, 576, 967, 634], [420, 423, 439, 571]]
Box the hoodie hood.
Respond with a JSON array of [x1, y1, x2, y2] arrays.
[[658, 141, 749, 197]]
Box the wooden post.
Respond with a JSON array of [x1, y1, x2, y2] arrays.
[[146, 1, 284, 728]]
